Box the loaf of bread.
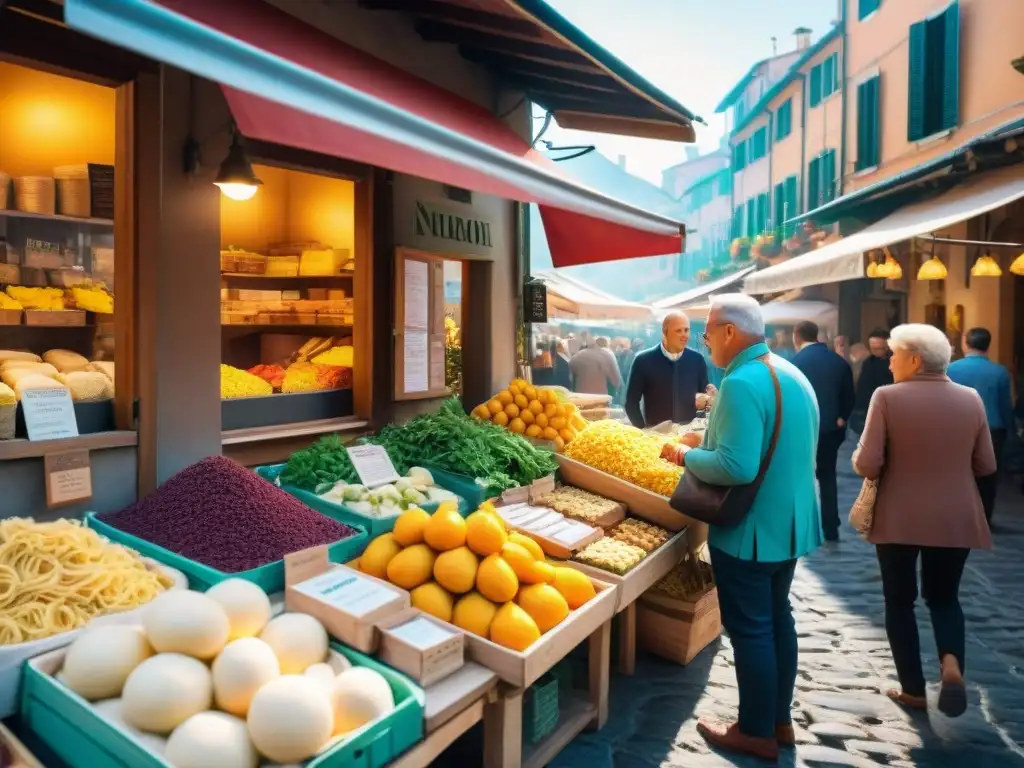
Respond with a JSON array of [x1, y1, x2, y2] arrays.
[[87, 360, 114, 381], [56, 371, 113, 402], [0, 350, 41, 364], [1, 365, 58, 389], [1, 361, 58, 376], [42, 349, 90, 373]]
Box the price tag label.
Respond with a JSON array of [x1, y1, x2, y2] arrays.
[[346, 445, 400, 488], [22, 388, 78, 441], [44, 449, 92, 508]]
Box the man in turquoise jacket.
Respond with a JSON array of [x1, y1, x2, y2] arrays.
[[676, 293, 822, 761]]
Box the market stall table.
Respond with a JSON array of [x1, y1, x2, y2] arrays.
[[389, 663, 498, 768]]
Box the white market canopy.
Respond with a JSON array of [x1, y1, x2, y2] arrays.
[[743, 163, 1024, 295], [676, 299, 837, 326], [533, 270, 654, 322], [652, 266, 756, 311]]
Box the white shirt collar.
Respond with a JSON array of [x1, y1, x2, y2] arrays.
[[661, 344, 683, 362]]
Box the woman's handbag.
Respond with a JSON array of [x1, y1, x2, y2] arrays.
[[848, 478, 877, 537], [668, 358, 782, 528]]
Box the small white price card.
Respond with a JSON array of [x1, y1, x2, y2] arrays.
[[388, 616, 455, 651], [22, 388, 78, 441], [295, 571, 397, 618], [346, 444, 400, 488]]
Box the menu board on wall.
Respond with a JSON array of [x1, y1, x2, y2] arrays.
[[395, 248, 450, 400]]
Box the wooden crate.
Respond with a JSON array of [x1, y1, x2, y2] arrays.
[[23, 310, 86, 327], [637, 586, 721, 666], [554, 454, 707, 549], [462, 577, 616, 689], [0, 309, 20, 325], [564, 527, 689, 613]]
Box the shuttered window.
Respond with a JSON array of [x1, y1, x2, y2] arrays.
[[856, 76, 881, 170], [820, 149, 837, 204], [807, 156, 821, 211], [732, 141, 747, 171], [822, 54, 838, 99], [809, 65, 823, 107], [908, 1, 960, 141], [859, 0, 881, 19], [756, 193, 769, 234], [776, 99, 793, 141], [749, 127, 768, 162], [746, 199, 756, 237], [773, 182, 786, 230], [784, 175, 798, 230], [731, 206, 744, 239]]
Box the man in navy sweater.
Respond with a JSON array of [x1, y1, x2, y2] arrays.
[[792, 320, 855, 541], [624, 312, 709, 428]]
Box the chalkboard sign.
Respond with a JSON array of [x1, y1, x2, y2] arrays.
[[524, 281, 547, 323]]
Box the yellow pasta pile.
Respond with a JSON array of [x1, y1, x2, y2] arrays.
[[0, 518, 173, 645], [564, 420, 684, 496]]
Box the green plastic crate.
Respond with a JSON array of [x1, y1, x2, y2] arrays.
[[20, 642, 425, 768], [523, 672, 559, 744], [255, 464, 477, 538], [420, 464, 488, 511], [85, 513, 367, 593]]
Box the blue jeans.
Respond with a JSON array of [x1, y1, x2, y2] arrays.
[[710, 546, 799, 739]]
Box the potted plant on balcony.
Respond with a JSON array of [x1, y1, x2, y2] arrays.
[[729, 237, 751, 261]]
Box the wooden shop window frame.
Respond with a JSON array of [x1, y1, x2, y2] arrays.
[[0, 6, 152, 448], [394, 248, 449, 401]]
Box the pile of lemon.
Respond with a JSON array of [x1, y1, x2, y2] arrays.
[[471, 378, 588, 451], [357, 501, 597, 651]]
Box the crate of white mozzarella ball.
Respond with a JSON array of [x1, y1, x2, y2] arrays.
[[19, 580, 425, 768]]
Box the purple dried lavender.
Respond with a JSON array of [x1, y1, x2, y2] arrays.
[[99, 456, 357, 573]]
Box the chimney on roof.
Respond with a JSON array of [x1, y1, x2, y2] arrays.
[[617, 154, 627, 170], [771, 36, 778, 56], [794, 27, 812, 51]]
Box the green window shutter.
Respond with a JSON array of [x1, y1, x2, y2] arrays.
[[756, 194, 767, 233], [856, 76, 880, 169], [908, 18, 927, 140], [822, 150, 837, 203], [941, 0, 961, 131], [746, 199, 756, 237], [807, 157, 820, 209], [859, 0, 880, 19], [776, 100, 791, 140], [822, 55, 836, 98], [785, 175, 798, 220], [809, 65, 823, 107], [773, 183, 784, 229]]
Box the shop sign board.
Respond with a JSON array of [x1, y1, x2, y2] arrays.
[[21, 388, 79, 441], [44, 450, 92, 508], [523, 281, 548, 323], [414, 201, 493, 250]]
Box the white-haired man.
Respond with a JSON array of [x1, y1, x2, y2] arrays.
[[667, 294, 823, 761], [624, 311, 709, 427]]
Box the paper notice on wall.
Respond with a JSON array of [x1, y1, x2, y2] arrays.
[[404, 330, 429, 393], [430, 337, 446, 390], [404, 259, 429, 330]]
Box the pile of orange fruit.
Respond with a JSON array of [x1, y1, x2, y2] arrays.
[[471, 378, 588, 451]]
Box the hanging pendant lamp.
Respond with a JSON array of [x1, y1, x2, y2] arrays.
[[970, 253, 1003, 277], [1010, 252, 1024, 276], [215, 132, 263, 201], [917, 255, 947, 280]]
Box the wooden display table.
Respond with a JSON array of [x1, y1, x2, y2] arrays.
[[566, 527, 690, 676], [482, 617, 610, 768], [389, 663, 498, 768]]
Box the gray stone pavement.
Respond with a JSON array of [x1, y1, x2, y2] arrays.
[[553, 441, 1024, 767]]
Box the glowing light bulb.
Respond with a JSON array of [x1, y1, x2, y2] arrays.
[[216, 182, 259, 201]]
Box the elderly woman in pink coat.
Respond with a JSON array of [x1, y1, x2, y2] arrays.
[[853, 323, 995, 718]]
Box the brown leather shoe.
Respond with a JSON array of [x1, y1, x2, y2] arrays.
[[697, 719, 780, 762], [775, 723, 795, 746]]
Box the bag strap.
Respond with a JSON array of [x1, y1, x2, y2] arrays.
[[754, 356, 783, 484]]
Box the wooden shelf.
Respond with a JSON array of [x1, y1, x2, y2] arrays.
[[0, 430, 137, 461], [221, 416, 368, 445], [220, 323, 352, 331], [221, 272, 353, 280], [522, 693, 597, 768], [0, 208, 113, 227]]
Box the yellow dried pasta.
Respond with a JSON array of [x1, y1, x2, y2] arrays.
[[0, 518, 172, 645]]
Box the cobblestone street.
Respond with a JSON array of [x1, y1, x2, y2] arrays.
[[554, 441, 1024, 767]]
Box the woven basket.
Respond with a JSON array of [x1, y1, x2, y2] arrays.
[[0, 404, 15, 440], [0, 172, 10, 210], [14, 177, 56, 216]]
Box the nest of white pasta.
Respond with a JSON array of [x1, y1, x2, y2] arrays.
[[0, 518, 173, 645]]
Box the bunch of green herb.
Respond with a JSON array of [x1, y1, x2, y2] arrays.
[[365, 399, 556, 496], [279, 434, 360, 491]]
